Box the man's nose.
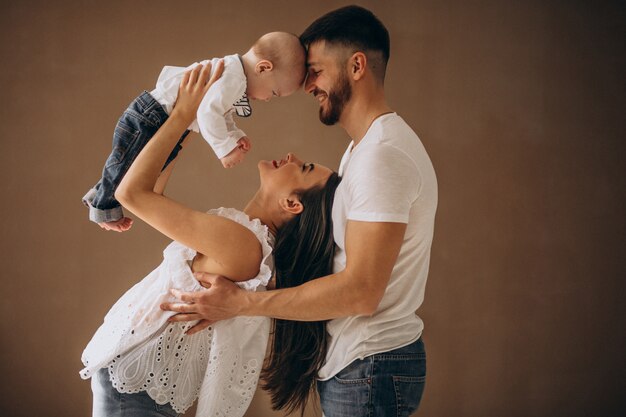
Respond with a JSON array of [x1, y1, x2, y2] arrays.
[[304, 75, 316, 94]]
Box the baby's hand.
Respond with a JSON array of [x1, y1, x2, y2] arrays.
[[220, 147, 246, 168], [98, 217, 133, 232], [220, 137, 251, 168], [237, 136, 251, 152]]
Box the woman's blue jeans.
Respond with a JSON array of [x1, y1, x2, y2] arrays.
[[317, 337, 426, 417], [91, 368, 179, 417]]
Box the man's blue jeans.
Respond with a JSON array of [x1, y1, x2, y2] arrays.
[[83, 91, 189, 223], [318, 337, 426, 417]]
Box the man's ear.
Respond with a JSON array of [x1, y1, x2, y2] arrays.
[[255, 59, 274, 74], [350, 52, 367, 80], [278, 196, 304, 215]]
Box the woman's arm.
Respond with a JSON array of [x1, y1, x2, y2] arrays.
[[153, 160, 177, 196], [152, 142, 182, 195], [115, 62, 262, 281]]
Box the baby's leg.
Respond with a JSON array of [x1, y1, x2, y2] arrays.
[[85, 93, 190, 230], [99, 217, 133, 232]]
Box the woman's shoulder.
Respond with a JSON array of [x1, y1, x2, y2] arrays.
[[206, 207, 273, 245], [197, 208, 274, 289]]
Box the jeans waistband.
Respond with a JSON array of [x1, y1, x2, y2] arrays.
[[371, 337, 425, 361], [126, 91, 169, 127], [135, 91, 166, 113]]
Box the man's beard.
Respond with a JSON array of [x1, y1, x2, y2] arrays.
[[319, 72, 352, 126]]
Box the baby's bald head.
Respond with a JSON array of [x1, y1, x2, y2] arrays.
[[250, 32, 306, 92]]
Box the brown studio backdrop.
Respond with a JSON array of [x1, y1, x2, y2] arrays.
[[0, 1, 624, 416]]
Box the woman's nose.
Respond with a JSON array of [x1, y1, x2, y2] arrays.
[[286, 153, 302, 164]]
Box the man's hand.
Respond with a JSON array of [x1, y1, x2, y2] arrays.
[[160, 272, 247, 334]]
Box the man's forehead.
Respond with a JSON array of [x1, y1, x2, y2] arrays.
[[306, 41, 327, 66], [306, 41, 351, 66]]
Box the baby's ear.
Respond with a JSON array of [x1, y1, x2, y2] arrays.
[[278, 195, 303, 215], [255, 59, 274, 74]]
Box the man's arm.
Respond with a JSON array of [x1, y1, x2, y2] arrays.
[[162, 220, 406, 325], [247, 220, 407, 319]]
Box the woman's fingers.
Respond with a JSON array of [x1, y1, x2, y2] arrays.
[[188, 63, 201, 85], [207, 59, 224, 88], [181, 68, 191, 88], [172, 61, 222, 122], [198, 61, 213, 88], [180, 60, 222, 95]]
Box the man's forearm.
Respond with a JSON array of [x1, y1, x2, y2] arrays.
[[164, 221, 403, 325], [241, 270, 372, 321], [239, 222, 407, 321]]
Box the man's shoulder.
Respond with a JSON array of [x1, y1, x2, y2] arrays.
[[357, 116, 419, 159], [375, 114, 419, 143]]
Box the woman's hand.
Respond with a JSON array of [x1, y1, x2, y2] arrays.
[[171, 59, 225, 126]]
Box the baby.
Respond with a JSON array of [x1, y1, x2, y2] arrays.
[[82, 32, 305, 232]]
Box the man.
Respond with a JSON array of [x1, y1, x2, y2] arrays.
[[163, 5, 437, 416]]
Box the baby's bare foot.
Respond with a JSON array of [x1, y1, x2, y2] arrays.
[[98, 217, 133, 232]]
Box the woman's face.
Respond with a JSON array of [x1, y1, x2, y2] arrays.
[[258, 153, 333, 197]]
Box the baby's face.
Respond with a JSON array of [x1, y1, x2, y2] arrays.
[[247, 71, 302, 102]]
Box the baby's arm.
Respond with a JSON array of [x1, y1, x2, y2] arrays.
[[196, 62, 248, 163], [219, 136, 251, 168]]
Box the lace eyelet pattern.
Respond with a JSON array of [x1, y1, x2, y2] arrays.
[[81, 208, 274, 415]]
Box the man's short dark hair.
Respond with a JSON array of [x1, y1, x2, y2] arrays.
[[300, 5, 390, 79]]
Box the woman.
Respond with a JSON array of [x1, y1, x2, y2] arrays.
[[80, 62, 339, 416]]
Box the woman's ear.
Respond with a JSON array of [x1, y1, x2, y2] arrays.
[[278, 196, 304, 215], [255, 59, 274, 74]]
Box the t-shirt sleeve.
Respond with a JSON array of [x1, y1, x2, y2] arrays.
[[345, 143, 420, 223]]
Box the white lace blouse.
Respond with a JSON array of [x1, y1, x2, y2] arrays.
[[80, 207, 274, 416]]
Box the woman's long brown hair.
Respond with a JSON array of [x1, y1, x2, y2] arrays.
[[261, 172, 341, 416]]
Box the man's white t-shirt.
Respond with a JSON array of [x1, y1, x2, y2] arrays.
[[318, 113, 437, 380]]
